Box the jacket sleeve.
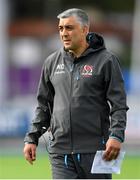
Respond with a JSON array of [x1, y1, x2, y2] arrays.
[[104, 54, 129, 142], [24, 61, 54, 145]]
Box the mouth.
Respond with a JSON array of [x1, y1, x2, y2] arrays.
[[63, 40, 71, 45], [63, 39, 70, 42]]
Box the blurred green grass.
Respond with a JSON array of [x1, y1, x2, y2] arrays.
[[0, 155, 52, 179], [0, 155, 140, 179], [113, 155, 140, 179]]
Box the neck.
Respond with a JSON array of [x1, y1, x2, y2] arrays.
[[69, 42, 89, 58]]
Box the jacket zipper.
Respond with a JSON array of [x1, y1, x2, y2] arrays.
[[69, 63, 74, 154]]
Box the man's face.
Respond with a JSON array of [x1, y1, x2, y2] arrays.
[[58, 16, 88, 52]]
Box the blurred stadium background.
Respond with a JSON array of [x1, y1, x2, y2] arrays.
[[0, 0, 140, 179]]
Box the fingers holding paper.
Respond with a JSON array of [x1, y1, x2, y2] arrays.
[[103, 138, 122, 161]]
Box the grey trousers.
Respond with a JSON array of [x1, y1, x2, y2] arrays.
[[49, 153, 112, 179]]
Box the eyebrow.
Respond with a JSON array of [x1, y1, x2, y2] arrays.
[[59, 24, 75, 27]]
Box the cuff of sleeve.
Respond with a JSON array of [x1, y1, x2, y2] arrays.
[[24, 142, 36, 145], [109, 136, 123, 143]]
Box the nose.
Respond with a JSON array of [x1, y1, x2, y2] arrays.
[[61, 28, 68, 36]]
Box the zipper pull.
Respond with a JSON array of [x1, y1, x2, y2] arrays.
[[70, 64, 74, 72], [76, 68, 80, 80]]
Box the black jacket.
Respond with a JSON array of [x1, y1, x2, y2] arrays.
[[24, 33, 129, 154]]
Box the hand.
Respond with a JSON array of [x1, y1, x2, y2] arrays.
[[23, 143, 37, 165], [103, 138, 121, 161]]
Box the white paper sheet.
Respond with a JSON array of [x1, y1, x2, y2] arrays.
[[91, 150, 125, 174]]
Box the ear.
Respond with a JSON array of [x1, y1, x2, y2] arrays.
[[83, 25, 89, 35]]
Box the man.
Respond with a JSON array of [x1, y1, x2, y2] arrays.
[[23, 8, 129, 179]]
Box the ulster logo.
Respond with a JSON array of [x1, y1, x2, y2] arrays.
[[81, 65, 93, 77]]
